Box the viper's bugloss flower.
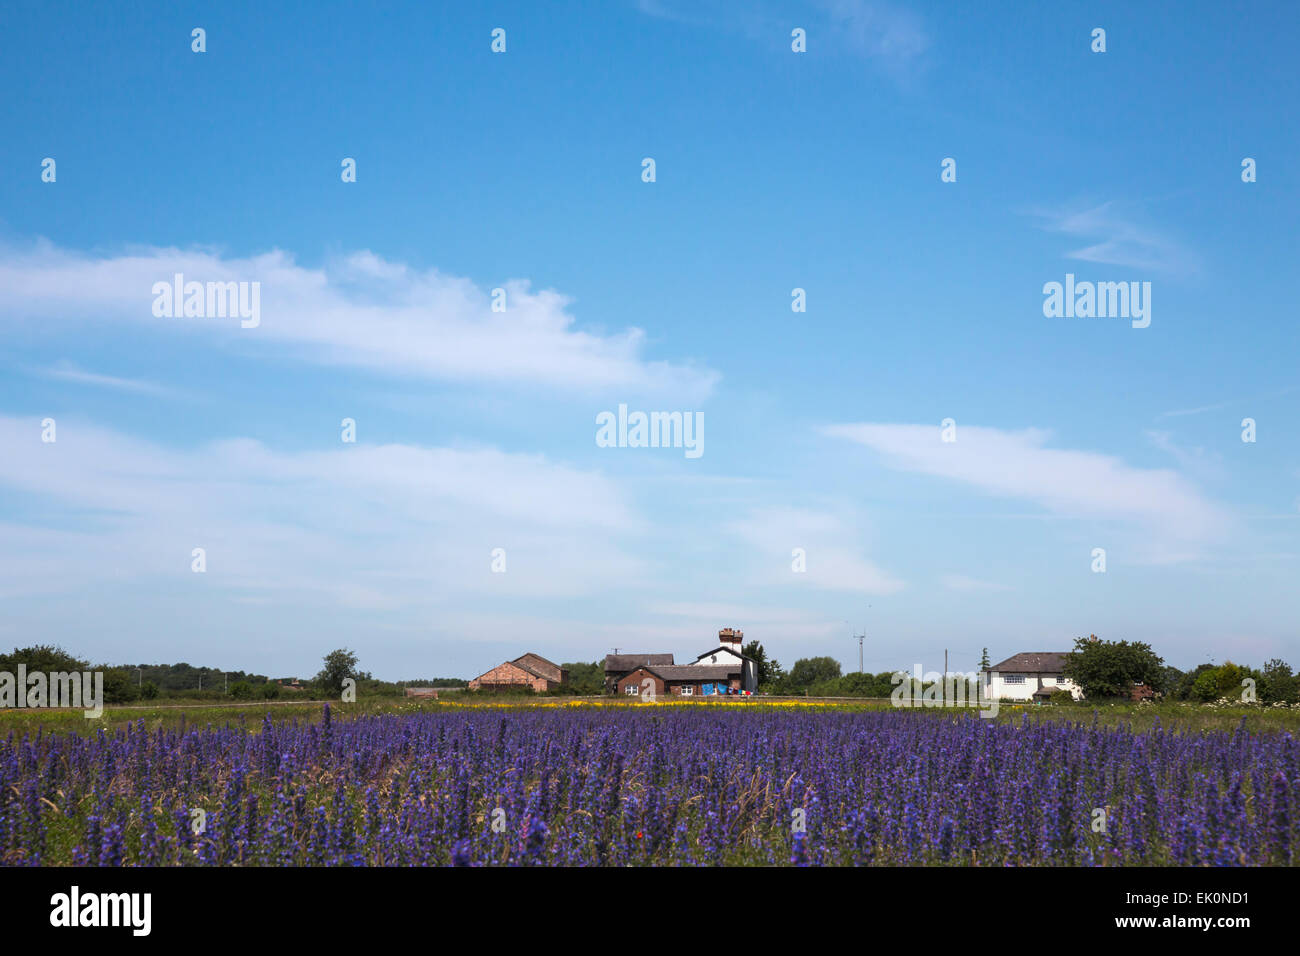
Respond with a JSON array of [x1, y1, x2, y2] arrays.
[[0, 708, 1296, 866]]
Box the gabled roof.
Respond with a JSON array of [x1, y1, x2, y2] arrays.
[[472, 660, 537, 681], [508, 661, 550, 680], [987, 652, 1070, 674], [692, 646, 756, 665], [634, 664, 739, 681], [512, 653, 563, 682], [604, 653, 675, 672]]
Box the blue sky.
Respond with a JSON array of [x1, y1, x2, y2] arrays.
[[1, 0, 1296, 680]]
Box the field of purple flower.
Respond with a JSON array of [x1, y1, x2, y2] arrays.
[[2, 705, 1295, 866]]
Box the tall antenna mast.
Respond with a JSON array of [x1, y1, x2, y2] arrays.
[[852, 605, 871, 674]]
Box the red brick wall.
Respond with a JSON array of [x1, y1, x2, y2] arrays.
[[616, 668, 665, 698], [514, 654, 562, 683], [470, 661, 551, 691]]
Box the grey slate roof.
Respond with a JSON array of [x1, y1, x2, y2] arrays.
[[643, 665, 739, 681], [605, 653, 675, 672], [987, 652, 1070, 674], [512, 653, 563, 682]]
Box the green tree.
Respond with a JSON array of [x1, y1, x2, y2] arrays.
[[787, 656, 842, 693], [140, 681, 159, 700], [100, 668, 138, 704], [1259, 659, 1299, 704], [560, 661, 603, 695], [229, 680, 254, 700], [1060, 635, 1164, 699], [831, 671, 900, 697], [1190, 668, 1221, 702], [315, 648, 360, 696], [0, 644, 90, 672], [1173, 663, 1216, 700], [260, 681, 281, 700], [1190, 661, 1256, 702], [742, 640, 784, 689], [979, 648, 991, 670], [838, 672, 872, 696], [1155, 665, 1183, 696]]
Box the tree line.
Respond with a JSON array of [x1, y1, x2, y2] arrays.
[[0, 645, 467, 704], [6, 637, 1295, 706], [742, 637, 1300, 703]]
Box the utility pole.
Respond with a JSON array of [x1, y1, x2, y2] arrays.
[[944, 649, 948, 682], [854, 630, 865, 673], [224, 672, 228, 694]]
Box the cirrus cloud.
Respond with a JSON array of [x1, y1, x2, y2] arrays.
[[0, 240, 718, 399], [820, 422, 1230, 554]]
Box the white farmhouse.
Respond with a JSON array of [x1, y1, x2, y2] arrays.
[[686, 628, 759, 693], [983, 652, 1083, 701]]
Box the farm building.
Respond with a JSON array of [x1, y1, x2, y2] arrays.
[[617, 664, 743, 698], [603, 653, 676, 694], [982, 652, 1083, 701], [603, 628, 760, 696], [469, 653, 568, 692], [687, 627, 758, 692]]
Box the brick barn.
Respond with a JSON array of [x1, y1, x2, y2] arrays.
[[469, 653, 568, 692], [603, 653, 676, 694], [616, 664, 742, 698]]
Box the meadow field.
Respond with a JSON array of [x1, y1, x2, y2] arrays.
[[2, 699, 1296, 866]]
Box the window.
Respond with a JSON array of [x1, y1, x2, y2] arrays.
[[624, 684, 639, 695], [1004, 674, 1025, 684], [680, 685, 694, 696]]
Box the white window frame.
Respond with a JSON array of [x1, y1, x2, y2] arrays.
[[679, 685, 694, 696], [1004, 674, 1026, 685], [624, 684, 639, 695]]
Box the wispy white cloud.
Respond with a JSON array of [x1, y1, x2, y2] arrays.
[[37, 360, 181, 398], [1144, 429, 1226, 482], [635, 0, 929, 75], [1156, 400, 1235, 419], [0, 240, 718, 400], [819, 0, 929, 69], [0, 414, 647, 604], [1030, 201, 1196, 274], [1157, 386, 1297, 420], [821, 423, 1229, 558]]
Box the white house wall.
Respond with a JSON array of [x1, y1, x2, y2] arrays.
[[687, 646, 757, 692], [984, 673, 1083, 701]]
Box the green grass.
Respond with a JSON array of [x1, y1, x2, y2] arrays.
[[3, 693, 1297, 739], [0, 696, 431, 736]]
